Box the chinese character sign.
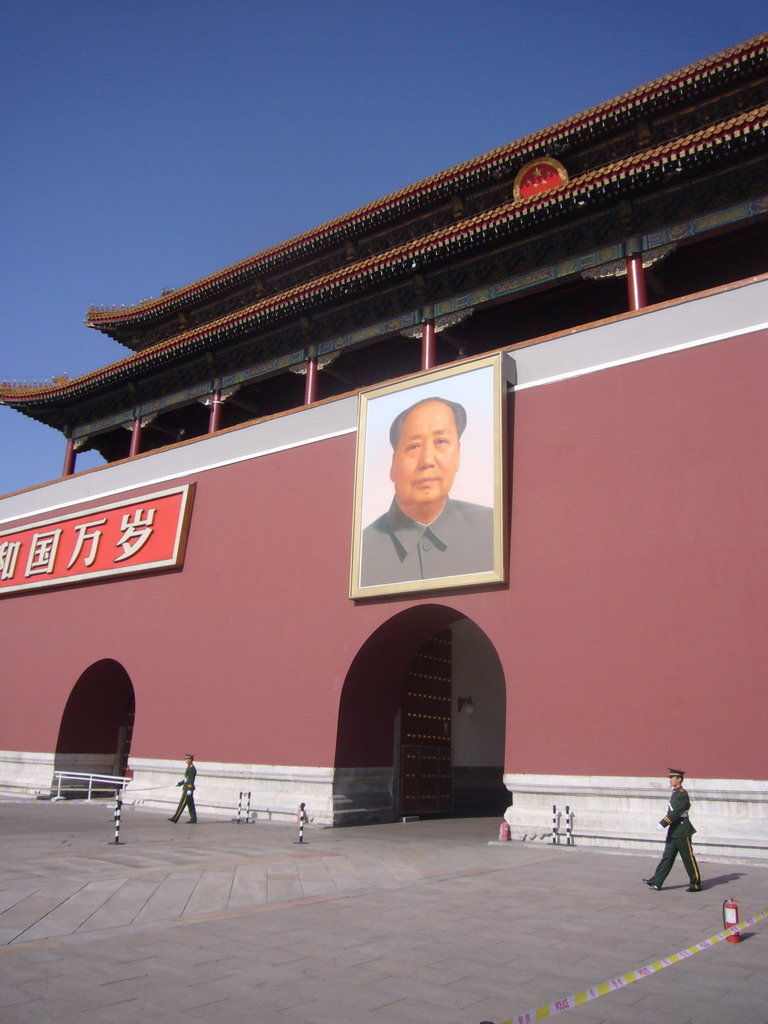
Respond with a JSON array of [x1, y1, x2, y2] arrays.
[[0, 485, 195, 596]]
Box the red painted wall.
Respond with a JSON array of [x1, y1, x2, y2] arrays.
[[1, 329, 766, 780], [502, 329, 768, 777]]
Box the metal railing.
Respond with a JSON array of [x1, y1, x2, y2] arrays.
[[52, 771, 131, 801]]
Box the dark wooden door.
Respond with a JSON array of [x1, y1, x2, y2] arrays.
[[399, 629, 453, 814]]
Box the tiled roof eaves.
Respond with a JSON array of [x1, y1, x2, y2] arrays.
[[5, 103, 767, 408], [86, 33, 768, 331]]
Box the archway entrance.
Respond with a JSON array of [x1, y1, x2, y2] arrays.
[[335, 607, 506, 824], [54, 660, 136, 785]]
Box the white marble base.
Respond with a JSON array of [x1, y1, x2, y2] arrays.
[[3, 752, 764, 859], [0, 750, 56, 796], [503, 774, 768, 863], [124, 759, 339, 823], [0, 750, 132, 795], [0, 752, 397, 824]]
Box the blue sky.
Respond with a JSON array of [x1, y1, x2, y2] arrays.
[[1, 1, 765, 495]]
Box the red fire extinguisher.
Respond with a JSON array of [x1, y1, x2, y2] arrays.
[[499, 820, 511, 842], [723, 897, 741, 943]]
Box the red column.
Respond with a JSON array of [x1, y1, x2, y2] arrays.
[[208, 390, 223, 433], [422, 319, 436, 370], [62, 438, 76, 477], [129, 418, 142, 457], [304, 356, 318, 405], [626, 251, 647, 311]]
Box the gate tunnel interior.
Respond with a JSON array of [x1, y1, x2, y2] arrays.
[[335, 605, 507, 819], [54, 659, 136, 782]]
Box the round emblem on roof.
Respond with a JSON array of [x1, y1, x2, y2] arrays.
[[513, 157, 569, 200]]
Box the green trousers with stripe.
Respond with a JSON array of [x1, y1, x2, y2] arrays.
[[649, 833, 701, 888]]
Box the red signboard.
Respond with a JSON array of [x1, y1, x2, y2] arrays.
[[0, 484, 195, 596]]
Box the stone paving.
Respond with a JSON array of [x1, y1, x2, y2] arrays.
[[0, 799, 766, 1023]]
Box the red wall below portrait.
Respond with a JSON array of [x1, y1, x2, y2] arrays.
[[499, 329, 767, 778], [0, 328, 765, 783]]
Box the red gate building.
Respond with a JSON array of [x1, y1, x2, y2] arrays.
[[1, 34, 767, 858]]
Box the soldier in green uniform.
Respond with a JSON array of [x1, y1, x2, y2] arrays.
[[168, 754, 197, 823], [643, 769, 701, 891]]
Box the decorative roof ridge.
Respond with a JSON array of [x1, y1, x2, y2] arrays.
[[86, 32, 768, 330], [6, 100, 767, 407]]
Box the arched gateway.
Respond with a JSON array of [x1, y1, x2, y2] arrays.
[[333, 606, 507, 825], [53, 659, 136, 786]]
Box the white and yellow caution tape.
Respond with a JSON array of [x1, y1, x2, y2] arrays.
[[494, 906, 768, 1024]]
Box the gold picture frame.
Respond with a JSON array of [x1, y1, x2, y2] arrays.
[[349, 353, 512, 599]]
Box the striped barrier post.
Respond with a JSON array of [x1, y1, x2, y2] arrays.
[[111, 793, 123, 845], [234, 790, 252, 823], [552, 804, 575, 846], [294, 802, 308, 845]]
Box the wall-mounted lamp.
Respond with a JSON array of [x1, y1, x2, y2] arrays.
[[458, 697, 475, 716]]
